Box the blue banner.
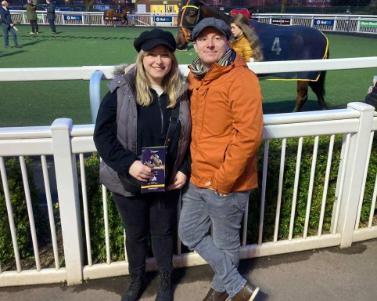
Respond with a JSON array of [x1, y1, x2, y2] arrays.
[[64, 15, 83, 21], [314, 19, 334, 26], [153, 16, 172, 23]]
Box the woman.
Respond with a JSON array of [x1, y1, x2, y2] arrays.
[[94, 28, 191, 301], [25, 0, 38, 35], [230, 14, 263, 62]]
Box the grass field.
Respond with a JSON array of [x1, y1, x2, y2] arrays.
[[0, 25, 377, 126]]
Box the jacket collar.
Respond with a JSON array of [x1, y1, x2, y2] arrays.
[[189, 54, 247, 87], [108, 64, 137, 93]]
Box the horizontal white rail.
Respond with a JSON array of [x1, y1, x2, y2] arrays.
[[1, 57, 377, 81], [247, 57, 377, 75], [0, 126, 52, 138], [0, 66, 115, 81], [263, 108, 360, 125]]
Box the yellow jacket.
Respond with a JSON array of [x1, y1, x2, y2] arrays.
[[231, 35, 253, 62]]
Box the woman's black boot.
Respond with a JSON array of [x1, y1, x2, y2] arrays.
[[121, 272, 146, 301], [155, 271, 173, 301]]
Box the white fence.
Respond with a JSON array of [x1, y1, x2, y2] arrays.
[[10, 10, 180, 27], [9, 10, 377, 34], [0, 59, 377, 287]]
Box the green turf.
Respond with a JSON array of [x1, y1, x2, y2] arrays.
[[0, 25, 376, 126], [0, 26, 194, 67]]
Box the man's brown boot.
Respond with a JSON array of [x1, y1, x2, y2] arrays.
[[230, 283, 259, 301], [202, 288, 229, 301]]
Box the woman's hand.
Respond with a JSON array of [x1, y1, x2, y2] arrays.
[[129, 160, 152, 182], [167, 171, 187, 190]]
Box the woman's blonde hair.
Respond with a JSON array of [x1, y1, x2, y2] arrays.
[[231, 14, 264, 62], [134, 49, 185, 108]]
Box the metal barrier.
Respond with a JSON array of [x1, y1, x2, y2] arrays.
[[9, 10, 377, 34]]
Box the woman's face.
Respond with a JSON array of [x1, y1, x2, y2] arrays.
[[230, 23, 243, 38], [142, 45, 172, 86]]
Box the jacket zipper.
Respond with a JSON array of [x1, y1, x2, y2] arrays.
[[157, 95, 164, 136]]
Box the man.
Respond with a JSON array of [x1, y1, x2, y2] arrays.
[[0, 0, 20, 48], [178, 17, 263, 301], [46, 0, 56, 34]]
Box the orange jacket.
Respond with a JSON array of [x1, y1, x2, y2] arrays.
[[188, 55, 263, 194], [231, 35, 253, 62]]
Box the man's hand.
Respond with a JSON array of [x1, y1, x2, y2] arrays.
[[204, 180, 229, 197], [167, 171, 187, 190], [129, 160, 152, 182]]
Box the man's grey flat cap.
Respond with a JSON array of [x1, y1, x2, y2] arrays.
[[191, 17, 231, 40]]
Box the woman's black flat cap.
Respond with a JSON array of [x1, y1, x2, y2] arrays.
[[134, 28, 176, 52]]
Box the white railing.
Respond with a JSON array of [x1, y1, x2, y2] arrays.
[[0, 60, 377, 287], [9, 10, 377, 34], [2, 57, 376, 122], [10, 10, 179, 27], [1, 106, 377, 287]]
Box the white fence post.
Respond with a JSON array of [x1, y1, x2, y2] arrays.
[[51, 118, 83, 285], [336, 102, 375, 248], [89, 70, 105, 123]]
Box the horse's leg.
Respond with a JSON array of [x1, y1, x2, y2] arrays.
[[295, 81, 308, 112], [309, 70, 328, 110]]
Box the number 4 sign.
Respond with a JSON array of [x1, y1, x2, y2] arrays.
[[271, 37, 282, 55]]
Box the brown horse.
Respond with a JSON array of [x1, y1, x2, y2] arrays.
[[103, 9, 128, 26], [176, 0, 329, 112]]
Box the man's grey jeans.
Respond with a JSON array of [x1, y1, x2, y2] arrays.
[[178, 183, 250, 297]]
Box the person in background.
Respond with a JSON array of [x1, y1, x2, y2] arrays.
[[365, 81, 377, 109], [178, 17, 263, 301], [93, 28, 191, 301], [46, 0, 56, 33], [230, 14, 263, 62], [25, 0, 38, 35], [0, 0, 20, 48]]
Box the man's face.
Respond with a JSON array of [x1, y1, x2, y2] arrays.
[[193, 27, 229, 67], [2, 1, 8, 8]]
